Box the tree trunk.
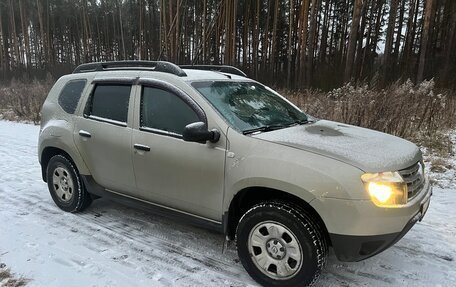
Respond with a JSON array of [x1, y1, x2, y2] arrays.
[[46, 0, 52, 64], [19, 0, 31, 67], [242, 1, 249, 69], [0, 6, 3, 72], [417, 0, 435, 82], [355, 0, 369, 79], [159, 0, 163, 59], [169, 0, 174, 61], [383, 0, 399, 83], [139, 0, 144, 59], [401, 0, 417, 71], [441, 1, 456, 84], [393, 0, 405, 61], [319, 0, 331, 63], [271, 0, 280, 77], [344, 0, 363, 83], [0, 5, 4, 72], [253, 0, 260, 77], [202, 0, 207, 63], [231, 0, 237, 65], [287, 0, 294, 88], [261, 0, 271, 75], [306, 0, 319, 87], [298, 0, 310, 87], [119, 0, 126, 59], [9, 0, 21, 67], [176, 1, 180, 63]]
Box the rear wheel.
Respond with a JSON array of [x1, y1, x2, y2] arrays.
[[46, 155, 92, 212], [236, 201, 327, 287]]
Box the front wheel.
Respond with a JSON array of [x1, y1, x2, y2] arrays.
[[236, 201, 327, 287]]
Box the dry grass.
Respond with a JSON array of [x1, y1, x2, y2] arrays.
[[280, 79, 456, 157], [429, 158, 454, 173], [0, 74, 54, 124], [0, 264, 28, 287]]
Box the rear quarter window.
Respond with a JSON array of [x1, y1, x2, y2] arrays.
[[58, 80, 87, 114]]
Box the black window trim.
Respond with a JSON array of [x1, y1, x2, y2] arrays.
[[86, 114, 128, 127], [92, 77, 137, 85], [57, 79, 87, 114], [83, 82, 132, 127], [138, 78, 207, 139], [140, 126, 182, 139]]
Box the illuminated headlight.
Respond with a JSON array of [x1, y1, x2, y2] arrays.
[[361, 172, 407, 207]]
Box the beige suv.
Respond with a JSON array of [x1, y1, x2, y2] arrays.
[[38, 61, 432, 287]]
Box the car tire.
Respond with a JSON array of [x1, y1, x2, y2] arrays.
[[236, 201, 327, 287], [46, 155, 92, 212]]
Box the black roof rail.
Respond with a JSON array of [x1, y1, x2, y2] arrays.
[[73, 61, 187, 77], [179, 65, 247, 77]]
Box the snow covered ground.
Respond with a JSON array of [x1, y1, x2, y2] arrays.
[[0, 120, 455, 287]]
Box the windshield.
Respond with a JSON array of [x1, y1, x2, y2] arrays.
[[192, 81, 308, 133]]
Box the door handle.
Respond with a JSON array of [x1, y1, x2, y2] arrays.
[[134, 144, 151, 152], [79, 130, 92, 138]]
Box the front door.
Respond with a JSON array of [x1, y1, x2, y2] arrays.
[[132, 85, 226, 221]]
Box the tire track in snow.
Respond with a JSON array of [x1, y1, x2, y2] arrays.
[[1, 186, 252, 286]]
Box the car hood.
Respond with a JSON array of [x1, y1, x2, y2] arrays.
[[253, 120, 421, 172]]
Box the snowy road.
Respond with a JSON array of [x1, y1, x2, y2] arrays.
[[0, 120, 455, 287]]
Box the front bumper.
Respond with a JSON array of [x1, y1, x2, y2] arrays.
[[330, 185, 432, 262]]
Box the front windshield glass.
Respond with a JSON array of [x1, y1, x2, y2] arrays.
[[191, 81, 308, 133]]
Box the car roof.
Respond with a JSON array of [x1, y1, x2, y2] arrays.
[[182, 69, 249, 81], [69, 61, 251, 83], [61, 68, 251, 84]]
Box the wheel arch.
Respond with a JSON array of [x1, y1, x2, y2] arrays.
[[225, 186, 331, 245], [40, 146, 82, 182]]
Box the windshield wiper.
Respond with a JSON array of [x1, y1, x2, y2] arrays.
[[242, 119, 309, 135], [242, 124, 289, 135], [288, 119, 309, 125]]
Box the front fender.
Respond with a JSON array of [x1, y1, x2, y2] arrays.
[[224, 128, 367, 212]]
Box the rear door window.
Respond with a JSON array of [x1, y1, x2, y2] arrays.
[[86, 84, 131, 123]]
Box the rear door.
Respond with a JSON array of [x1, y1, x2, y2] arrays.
[[131, 81, 226, 221], [74, 80, 137, 195]]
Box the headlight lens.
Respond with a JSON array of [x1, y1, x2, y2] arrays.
[[361, 172, 408, 207]]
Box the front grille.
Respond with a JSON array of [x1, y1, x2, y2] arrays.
[[399, 161, 425, 200]]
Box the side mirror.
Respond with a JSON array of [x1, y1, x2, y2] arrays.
[[182, 122, 220, 143]]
